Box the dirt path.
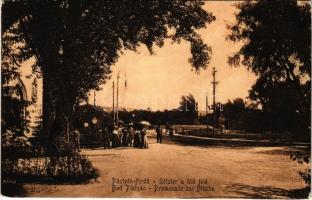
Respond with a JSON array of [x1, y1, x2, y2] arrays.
[[22, 138, 308, 198]]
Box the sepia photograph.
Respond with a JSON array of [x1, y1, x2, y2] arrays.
[[1, 0, 311, 198]]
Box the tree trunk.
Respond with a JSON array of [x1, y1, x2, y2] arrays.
[[64, 117, 70, 143], [42, 70, 55, 143]]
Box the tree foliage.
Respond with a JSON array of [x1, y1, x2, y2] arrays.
[[179, 94, 198, 124], [222, 98, 245, 129], [2, 0, 215, 141], [179, 94, 198, 112], [227, 0, 311, 134]]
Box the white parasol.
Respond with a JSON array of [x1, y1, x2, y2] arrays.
[[139, 121, 151, 126]]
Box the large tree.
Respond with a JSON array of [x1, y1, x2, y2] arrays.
[[2, 0, 215, 145], [223, 98, 245, 129], [179, 94, 198, 124], [227, 0, 311, 134]]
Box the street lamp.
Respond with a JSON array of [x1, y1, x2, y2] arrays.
[[92, 116, 98, 135], [90, 117, 98, 147], [132, 113, 135, 124], [92, 117, 98, 125]]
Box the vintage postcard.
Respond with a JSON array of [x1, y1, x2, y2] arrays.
[[1, 0, 311, 198]]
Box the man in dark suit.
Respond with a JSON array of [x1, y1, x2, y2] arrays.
[[156, 125, 162, 143], [102, 127, 110, 149]]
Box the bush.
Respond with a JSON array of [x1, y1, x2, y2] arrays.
[[45, 153, 100, 182], [2, 153, 100, 184], [2, 130, 100, 185], [290, 151, 311, 187]]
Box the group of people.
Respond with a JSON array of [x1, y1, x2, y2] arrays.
[[102, 124, 149, 149], [155, 124, 175, 143], [71, 124, 175, 150]]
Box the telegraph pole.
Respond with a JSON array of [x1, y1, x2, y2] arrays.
[[206, 91, 209, 133], [116, 71, 127, 122], [211, 67, 218, 135], [113, 81, 115, 124], [116, 72, 120, 122], [123, 73, 127, 111]]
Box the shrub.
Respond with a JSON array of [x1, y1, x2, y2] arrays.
[[290, 151, 311, 187], [2, 130, 100, 184]]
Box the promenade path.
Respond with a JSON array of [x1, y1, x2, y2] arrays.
[[22, 133, 308, 198]]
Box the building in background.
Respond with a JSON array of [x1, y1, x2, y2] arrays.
[[2, 63, 43, 137]]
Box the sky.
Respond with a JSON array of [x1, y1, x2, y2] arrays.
[[89, 1, 257, 111]]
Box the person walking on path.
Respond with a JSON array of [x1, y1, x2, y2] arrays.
[[141, 127, 149, 149], [169, 127, 174, 137], [102, 127, 110, 149], [122, 126, 128, 146], [127, 125, 134, 147], [156, 125, 162, 143], [112, 126, 118, 148], [117, 126, 123, 146], [133, 128, 141, 148]]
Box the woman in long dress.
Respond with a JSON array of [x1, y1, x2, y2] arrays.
[[112, 127, 118, 148], [141, 127, 149, 149], [133, 129, 141, 148], [126, 126, 134, 147]]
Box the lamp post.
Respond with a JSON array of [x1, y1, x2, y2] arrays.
[[114, 70, 127, 123], [90, 117, 98, 147], [132, 113, 135, 124], [83, 122, 89, 147], [92, 117, 98, 133], [92, 117, 98, 125]]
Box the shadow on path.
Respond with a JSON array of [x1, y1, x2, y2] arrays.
[[226, 183, 310, 199], [164, 134, 310, 149], [2, 182, 26, 197]]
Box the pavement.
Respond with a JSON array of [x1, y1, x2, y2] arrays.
[[22, 133, 309, 198]]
